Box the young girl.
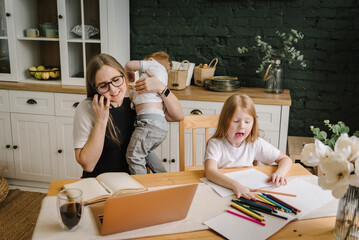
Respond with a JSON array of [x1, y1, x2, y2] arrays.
[[204, 94, 292, 200]]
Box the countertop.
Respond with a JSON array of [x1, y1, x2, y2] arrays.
[[0, 82, 291, 106]]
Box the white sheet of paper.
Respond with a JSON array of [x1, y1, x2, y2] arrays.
[[203, 176, 336, 239], [204, 209, 295, 240], [200, 168, 272, 197], [266, 177, 335, 219]]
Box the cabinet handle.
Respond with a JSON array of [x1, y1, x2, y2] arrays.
[[73, 102, 79, 108], [26, 99, 37, 104], [6, 145, 10, 149], [58, 149, 63, 153], [13, 145, 18, 149], [58, 15, 63, 19], [6, 13, 10, 17], [190, 109, 203, 115], [171, 159, 175, 163], [163, 158, 167, 162]]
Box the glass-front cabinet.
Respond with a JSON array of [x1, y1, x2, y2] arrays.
[[0, 0, 129, 86], [0, 0, 18, 81]]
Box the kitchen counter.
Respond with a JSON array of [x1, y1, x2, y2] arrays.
[[0, 82, 291, 106]]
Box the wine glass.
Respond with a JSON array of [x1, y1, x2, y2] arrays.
[[57, 188, 83, 231]]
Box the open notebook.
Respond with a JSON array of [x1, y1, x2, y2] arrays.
[[90, 184, 198, 236]]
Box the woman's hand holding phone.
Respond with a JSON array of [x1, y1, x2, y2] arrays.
[[92, 94, 110, 125]]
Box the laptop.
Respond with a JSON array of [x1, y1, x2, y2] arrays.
[[90, 183, 198, 236]]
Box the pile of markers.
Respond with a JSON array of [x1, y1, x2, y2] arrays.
[[227, 193, 301, 226]]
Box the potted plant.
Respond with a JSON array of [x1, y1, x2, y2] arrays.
[[238, 29, 307, 93]]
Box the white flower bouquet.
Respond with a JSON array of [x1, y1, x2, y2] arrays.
[[301, 120, 359, 198]]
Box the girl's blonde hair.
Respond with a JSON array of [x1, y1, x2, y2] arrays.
[[86, 53, 129, 147], [211, 94, 259, 143]]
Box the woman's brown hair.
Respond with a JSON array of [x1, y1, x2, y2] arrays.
[[86, 53, 128, 147], [211, 94, 259, 143]]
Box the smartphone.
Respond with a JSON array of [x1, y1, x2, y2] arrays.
[[89, 84, 114, 108]]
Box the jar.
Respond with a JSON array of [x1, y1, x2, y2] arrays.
[[264, 59, 283, 94], [334, 185, 359, 240]]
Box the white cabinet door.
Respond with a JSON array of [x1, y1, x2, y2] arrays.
[[153, 122, 179, 172], [0, 0, 18, 81], [0, 112, 15, 178], [11, 113, 58, 182], [56, 116, 83, 179]]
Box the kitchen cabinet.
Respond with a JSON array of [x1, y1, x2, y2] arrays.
[[0, 0, 18, 81], [1, 89, 84, 184], [0, 0, 129, 85], [55, 93, 84, 179], [0, 89, 15, 178]]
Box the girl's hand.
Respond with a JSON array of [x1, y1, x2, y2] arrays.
[[92, 94, 110, 125], [233, 183, 257, 200], [135, 70, 165, 94], [267, 171, 287, 186]]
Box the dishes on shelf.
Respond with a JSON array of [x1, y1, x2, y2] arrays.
[[71, 25, 99, 39], [39, 22, 58, 37], [204, 76, 239, 92], [28, 66, 61, 80]]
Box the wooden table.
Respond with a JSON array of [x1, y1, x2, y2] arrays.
[[47, 164, 336, 240]]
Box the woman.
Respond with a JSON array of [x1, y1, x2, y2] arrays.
[[73, 53, 184, 178]]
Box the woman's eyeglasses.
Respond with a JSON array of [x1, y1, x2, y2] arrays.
[[95, 75, 125, 94]]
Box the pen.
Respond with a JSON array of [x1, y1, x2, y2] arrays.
[[231, 202, 265, 222], [227, 210, 265, 226]]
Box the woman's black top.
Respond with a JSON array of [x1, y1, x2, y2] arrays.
[[82, 98, 136, 178]]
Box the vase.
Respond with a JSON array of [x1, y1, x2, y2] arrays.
[[264, 59, 283, 94], [334, 185, 359, 240]]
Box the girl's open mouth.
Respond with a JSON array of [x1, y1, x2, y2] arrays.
[[235, 132, 244, 138]]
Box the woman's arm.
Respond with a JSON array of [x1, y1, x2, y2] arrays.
[[204, 159, 256, 200], [75, 95, 110, 172], [267, 152, 292, 186], [134, 70, 184, 122]]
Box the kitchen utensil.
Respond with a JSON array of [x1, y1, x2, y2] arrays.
[[204, 76, 239, 92]]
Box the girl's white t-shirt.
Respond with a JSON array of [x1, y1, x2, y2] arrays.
[[204, 137, 280, 168]]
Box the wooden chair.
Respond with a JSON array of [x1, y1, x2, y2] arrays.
[[179, 114, 219, 171]]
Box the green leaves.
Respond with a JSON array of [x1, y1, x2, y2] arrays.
[[238, 29, 307, 74], [310, 120, 355, 150]]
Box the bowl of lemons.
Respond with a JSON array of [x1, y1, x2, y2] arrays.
[[28, 65, 60, 80]]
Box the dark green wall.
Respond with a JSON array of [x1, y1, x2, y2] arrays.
[[129, 0, 359, 137]]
